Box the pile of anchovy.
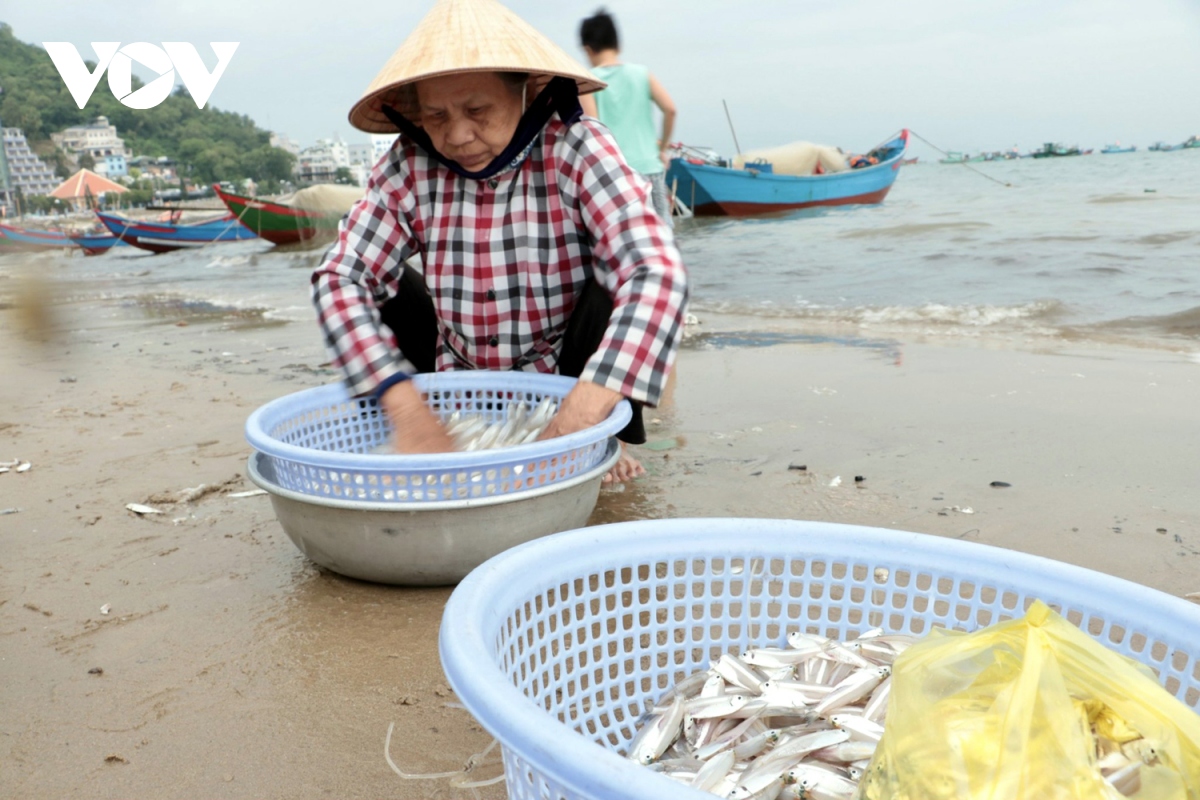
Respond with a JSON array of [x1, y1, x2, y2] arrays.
[[441, 397, 559, 451], [626, 629, 914, 800]]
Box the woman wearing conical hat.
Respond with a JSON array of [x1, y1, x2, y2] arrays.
[[312, 0, 687, 482]]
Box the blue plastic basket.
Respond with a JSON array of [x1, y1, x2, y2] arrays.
[[244, 372, 631, 504], [439, 518, 1200, 800]]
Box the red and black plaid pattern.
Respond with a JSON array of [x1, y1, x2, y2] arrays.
[[311, 118, 688, 406]]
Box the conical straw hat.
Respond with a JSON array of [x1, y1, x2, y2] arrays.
[[349, 0, 605, 133]]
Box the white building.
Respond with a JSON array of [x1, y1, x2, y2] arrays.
[[51, 116, 130, 166], [371, 133, 398, 161], [296, 136, 352, 185], [2, 127, 60, 197], [270, 132, 301, 157], [347, 142, 374, 168]]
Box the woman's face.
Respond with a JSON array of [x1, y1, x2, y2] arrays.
[[415, 72, 524, 170]]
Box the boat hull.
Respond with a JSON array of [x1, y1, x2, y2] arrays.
[[97, 212, 258, 253], [666, 131, 907, 217], [0, 224, 72, 251], [68, 232, 125, 255], [213, 185, 339, 246]]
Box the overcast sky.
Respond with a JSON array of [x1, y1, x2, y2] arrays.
[[5, 0, 1199, 155]]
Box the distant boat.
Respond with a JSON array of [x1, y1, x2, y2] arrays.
[[1100, 144, 1136, 154], [664, 129, 908, 216], [1182, 135, 1200, 150], [1031, 142, 1082, 158], [1148, 141, 1181, 152], [939, 151, 968, 164], [97, 211, 258, 254], [0, 223, 72, 251], [213, 184, 343, 246], [68, 230, 126, 255], [901, 156, 919, 166]]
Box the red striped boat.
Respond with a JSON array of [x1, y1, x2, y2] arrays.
[[0, 223, 73, 251]]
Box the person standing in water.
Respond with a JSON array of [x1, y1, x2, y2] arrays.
[[579, 9, 677, 226]]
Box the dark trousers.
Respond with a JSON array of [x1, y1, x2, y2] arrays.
[[380, 269, 646, 444]]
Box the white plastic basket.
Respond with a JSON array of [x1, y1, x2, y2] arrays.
[[439, 518, 1200, 800], [244, 372, 631, 504]]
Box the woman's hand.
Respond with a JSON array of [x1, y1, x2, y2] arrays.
[[380, 380, 456, 454], [538, 380, 623, 440]]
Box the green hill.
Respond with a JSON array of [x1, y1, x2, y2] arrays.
[[0, 23, 294, 187]]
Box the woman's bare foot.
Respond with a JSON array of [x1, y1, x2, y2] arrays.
[[603, 442, 646, 484]]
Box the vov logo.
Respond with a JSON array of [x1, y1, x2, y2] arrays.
[[43, 42, 238, 110]]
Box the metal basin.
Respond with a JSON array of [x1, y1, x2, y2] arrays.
[[246, 442, 618, 585]]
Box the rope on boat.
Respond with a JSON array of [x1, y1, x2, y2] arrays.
[[193, 200, 255, 254], [909, 130, 1014, 188]]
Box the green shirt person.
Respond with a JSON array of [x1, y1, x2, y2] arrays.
[[579, 9, 678, 227]]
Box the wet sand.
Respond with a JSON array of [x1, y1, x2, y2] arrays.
[[1, 291, 1198, 798]]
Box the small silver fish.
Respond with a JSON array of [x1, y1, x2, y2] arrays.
[[686, 693, 749, 719], [714, 653, 767, 693], [828, 714, 884, 743], [814, 667, 890, 716], [690, 750, 736, 792], [627, 696, 685, 765]]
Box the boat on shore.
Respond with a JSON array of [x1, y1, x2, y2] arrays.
[[68, 230, 126, 255], [664, 129, 908, 217], [213, 185, 348, 247], [0, 223, 73, 252], [97, 211, 259, 254]]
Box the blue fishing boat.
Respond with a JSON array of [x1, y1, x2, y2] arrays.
[[665, 129, 908, 216], [1101, 144, 1137, 154], [0, 223, 73, 251], [97, 211, 258, 254], [68, 231, 127, 256]]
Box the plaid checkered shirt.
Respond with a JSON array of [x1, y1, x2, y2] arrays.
[[311, 117, 688, 407]]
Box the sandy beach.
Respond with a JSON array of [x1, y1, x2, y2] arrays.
[[1, 279, 1198, 798]]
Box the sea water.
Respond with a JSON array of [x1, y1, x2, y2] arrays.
[[679, 150, 1200, 345], [7, 149, 1199, 350]]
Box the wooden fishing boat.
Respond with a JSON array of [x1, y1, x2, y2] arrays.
[[97, 211, 258, 254], [1031, 143, 1082, 158], [0, 223, 73, 252], [213, 185, 342, 246], [68, 231, 126, 255], [665, 129, 908, 217]]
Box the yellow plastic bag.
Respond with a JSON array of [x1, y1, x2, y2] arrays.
[[859, 601, 1200, 800]]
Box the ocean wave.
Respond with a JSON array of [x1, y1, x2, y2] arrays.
[[839, 221, 991, 239], [1085, 305, 1200, 338], [1134, 231, 1195, 246], [690, 299, 1068, 330], [1088, 194, 1159, 204]]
